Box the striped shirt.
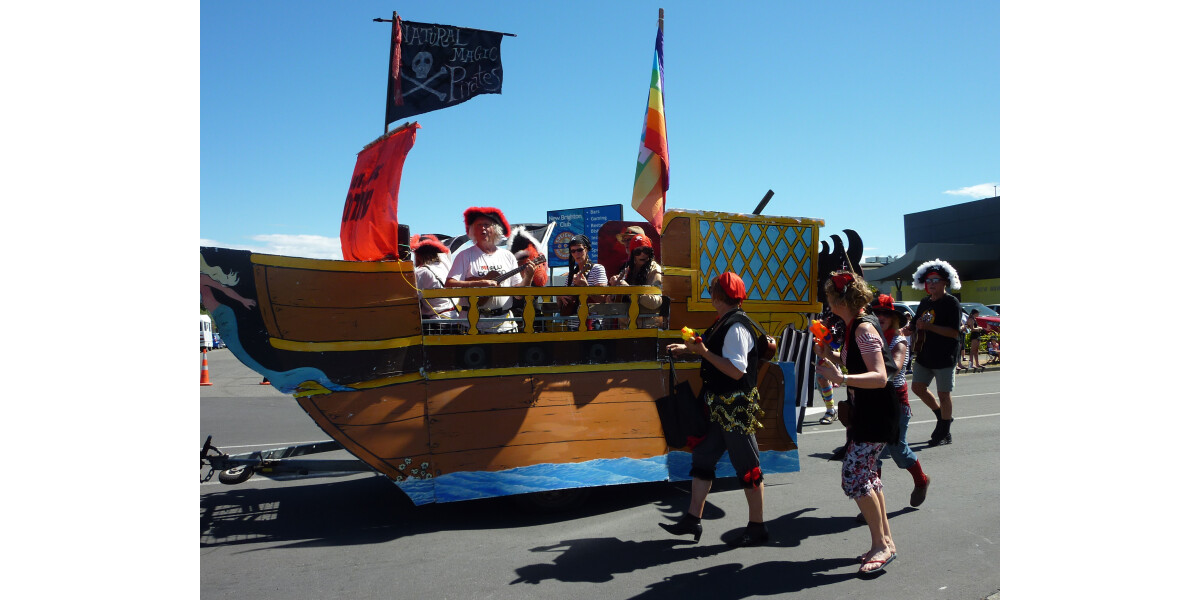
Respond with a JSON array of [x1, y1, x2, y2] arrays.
[[888, 333, 909, 388]]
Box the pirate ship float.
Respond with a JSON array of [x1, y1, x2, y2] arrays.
[[200, 13, 829, 505], [201, 208, 824, 504]]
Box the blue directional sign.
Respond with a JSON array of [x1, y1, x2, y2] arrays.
[[545, 204, 623, 268]]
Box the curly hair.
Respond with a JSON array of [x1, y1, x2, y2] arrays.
[[824, 270, 873, 312], [468, 217, 505, 246]]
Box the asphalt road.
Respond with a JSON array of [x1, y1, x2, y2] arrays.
[[200, 349, 1000, 600]]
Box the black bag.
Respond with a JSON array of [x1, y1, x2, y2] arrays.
[[655, 355, 709, 448], [837, 399, 853, 427]]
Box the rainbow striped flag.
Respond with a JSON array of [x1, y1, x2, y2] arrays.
[[632, 22, 668, 232]]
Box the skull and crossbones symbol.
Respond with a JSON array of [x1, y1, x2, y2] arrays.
[[402, 52, 448, 101]]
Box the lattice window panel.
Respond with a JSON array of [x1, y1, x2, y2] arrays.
[[697, 218, 815, 303]]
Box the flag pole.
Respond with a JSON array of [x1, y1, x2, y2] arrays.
[[384, 11, 399, 137], [659, 8, 664, 30]]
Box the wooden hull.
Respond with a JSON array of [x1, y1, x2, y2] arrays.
[[285, 364, 797, 503]]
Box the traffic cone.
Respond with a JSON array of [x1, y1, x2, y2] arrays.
[[200, 349, 214, 386], [260, 376, 271, 385]]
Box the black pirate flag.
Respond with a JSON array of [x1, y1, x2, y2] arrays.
[[385, 15, 506, 124]]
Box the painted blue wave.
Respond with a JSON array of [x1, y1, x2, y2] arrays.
[[209, 304, 355, 394], [393, 449, 800, 505]]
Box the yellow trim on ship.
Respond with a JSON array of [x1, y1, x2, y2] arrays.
[[252, 253, 412, 273], [270, 336, 425, 352]]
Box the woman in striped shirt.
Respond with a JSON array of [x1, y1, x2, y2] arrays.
[[564, 235, 607, 330], [817, 271, 901, 576]]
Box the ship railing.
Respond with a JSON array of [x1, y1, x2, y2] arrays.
[[417, 285, 667, 340]]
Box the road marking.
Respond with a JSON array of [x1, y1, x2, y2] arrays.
[[205, 439, 333, 451], [801, 411, 1000, 435]]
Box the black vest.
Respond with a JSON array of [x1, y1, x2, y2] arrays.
[[845, 314, 901, 444], [700, 309, 760, 395]]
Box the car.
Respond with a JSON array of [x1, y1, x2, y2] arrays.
[[959, 302, 999, 332], [212, 332, 225, 349], [894, 300, 921, 320]]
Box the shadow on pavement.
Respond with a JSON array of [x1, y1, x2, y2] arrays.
[[508, 505, 912, 589], [629, 559, 861, 599], [201, 475, 736, 549]]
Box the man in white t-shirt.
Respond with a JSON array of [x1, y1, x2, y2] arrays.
[[446, 207, 534, 333]]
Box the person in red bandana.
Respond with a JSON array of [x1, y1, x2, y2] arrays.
[[410, 234, 460, 333], [609, 234, 663, 328], [659, 272, 770, 547]]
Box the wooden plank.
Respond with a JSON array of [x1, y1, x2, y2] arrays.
[[253, 264, 282, 338], [272, 304, 422, 342], [309, 385, 427, 426], [264, 268, 419, 308], [660, 216, 691, 268], [428, 400, 665, 455], [327, 418, 432, 463], [426, 375, 532, 415], [295, 396, 406, 480], [529, 371, 665, 408], [662, 274, 692, 302], [432, 437, 669, 474], [755, 362, 798, 451]]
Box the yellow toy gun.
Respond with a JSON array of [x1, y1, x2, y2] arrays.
[[680, 326, 701, 343]]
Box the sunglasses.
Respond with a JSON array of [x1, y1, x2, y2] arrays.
[[570, 248, 586, 254], [925, 277, 943, 284]]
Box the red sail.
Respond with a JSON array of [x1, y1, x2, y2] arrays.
[[339, 123, 420, 261]]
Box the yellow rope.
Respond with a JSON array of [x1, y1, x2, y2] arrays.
[[402, 258, 457, 319]]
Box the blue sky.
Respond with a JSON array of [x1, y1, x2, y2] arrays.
[[200, 0, 999, 260]]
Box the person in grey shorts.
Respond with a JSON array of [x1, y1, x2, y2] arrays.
[[901, 259, 962, 446]]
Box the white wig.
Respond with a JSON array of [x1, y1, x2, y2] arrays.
[[911, 259, 961, 291]]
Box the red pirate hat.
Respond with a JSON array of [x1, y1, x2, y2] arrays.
[[409, 234, 450, 255], [868, 293, 899, 314], [627, 234, 653, 252], [617, 225, 647, 244], [462, 207, 511, 236], [715, 272, 748, 302]]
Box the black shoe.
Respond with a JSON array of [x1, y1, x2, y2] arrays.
[[731, 522, 769, 547], [910, 476, 930, 507], [659, 513, 702, 542], [929, 416, 949, 445], [932, 419, 954, 446]]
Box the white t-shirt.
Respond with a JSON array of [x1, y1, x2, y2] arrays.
[[414, 259, 459, 318], [448, 245, 520, 332], [722, 322, 755, 374]]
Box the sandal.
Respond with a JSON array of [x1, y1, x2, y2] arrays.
[[819, 409, 837, 425], [859, 551, 896, 575]]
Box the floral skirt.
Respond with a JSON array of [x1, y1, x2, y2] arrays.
[[841, 441, 885, 499]]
